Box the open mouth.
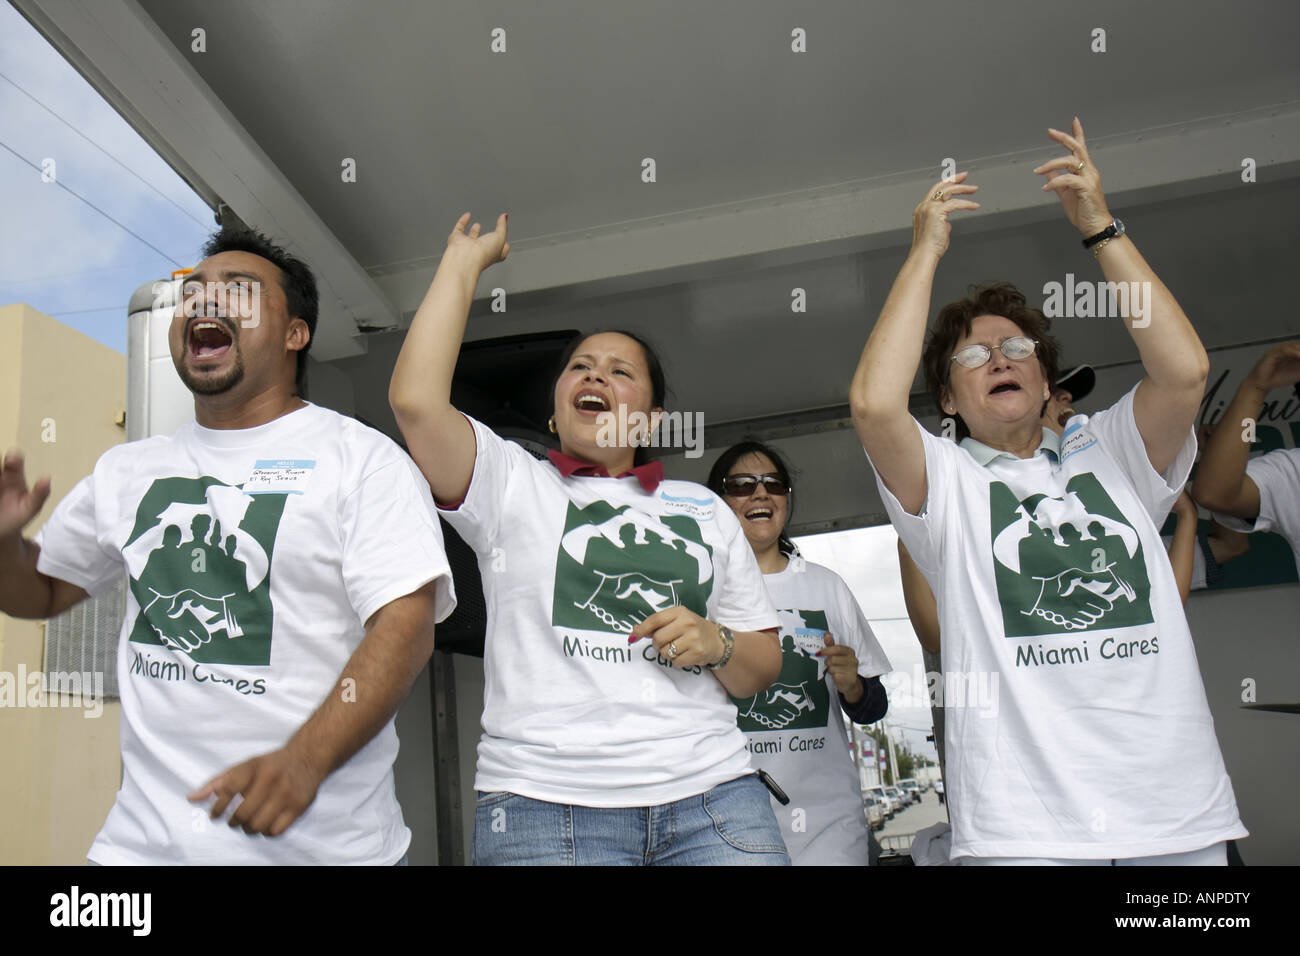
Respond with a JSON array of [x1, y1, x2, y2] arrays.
[[573, 392, 611, 414], [188, 320, 234, 361], [989, 380, 1021, 395], [744, 506, 774, 522]]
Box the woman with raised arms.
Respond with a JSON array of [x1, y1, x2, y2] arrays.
[[389, 213, 789, 866], [849, 119, 1246, 864]]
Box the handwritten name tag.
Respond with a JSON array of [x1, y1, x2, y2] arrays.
[[244, 459, 315, 495]]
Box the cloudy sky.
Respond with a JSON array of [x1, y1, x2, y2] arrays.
[[0, 1, 213, 354]]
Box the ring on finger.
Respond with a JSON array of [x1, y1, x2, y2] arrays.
[[1074, 160, 1085, 174], [932, 190, 945, 202], [668, 641, 678, 658]]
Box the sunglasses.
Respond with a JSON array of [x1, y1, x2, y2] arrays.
[[950, 335, 1038, 370], [722, 474, 790, 497]]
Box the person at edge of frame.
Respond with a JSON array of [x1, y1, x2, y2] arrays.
[[0, 229, 455, 865]]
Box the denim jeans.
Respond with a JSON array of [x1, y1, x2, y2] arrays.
[[472, 773, 791, 866]]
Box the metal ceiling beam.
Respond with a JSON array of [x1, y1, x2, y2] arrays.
[[373, 105, 1300, 317], [13, 0, 398, 360]]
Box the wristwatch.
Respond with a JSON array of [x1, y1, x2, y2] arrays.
[[708, 623, 736, 671], [1082, 218, 1125, 255]]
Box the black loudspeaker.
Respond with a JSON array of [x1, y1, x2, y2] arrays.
[[429, 329, 579, 656]]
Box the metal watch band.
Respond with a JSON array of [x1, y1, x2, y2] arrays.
[[708, 622, 736, 670]]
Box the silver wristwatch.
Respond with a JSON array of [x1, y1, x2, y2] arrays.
[[708, 623, 736, 671]]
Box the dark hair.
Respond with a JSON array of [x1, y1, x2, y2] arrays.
[[551, 329, 667, 466], [200, 228, 319, 395], [706, 441, 799, 556], [920, 281, 1060, 441]]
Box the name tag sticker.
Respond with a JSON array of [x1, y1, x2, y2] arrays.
[[1060, 423, 1097, 462], [794, 627, 830, 679], [793, 627, 826, 657], [243, 459, 316, 495], [658, 491, 715, 520]]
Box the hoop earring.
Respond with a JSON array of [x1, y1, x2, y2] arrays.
[[548, 416, 557, 434]]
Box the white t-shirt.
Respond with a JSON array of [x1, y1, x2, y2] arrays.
[[1211, 447, 1300, 573], [440, 415, 780, 807], [734, 553, 891, 865], [870, 385, 1247, 860], [34, 403, 456, 865]]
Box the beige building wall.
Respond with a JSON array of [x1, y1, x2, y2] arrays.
[[0, 303, 126, 864]]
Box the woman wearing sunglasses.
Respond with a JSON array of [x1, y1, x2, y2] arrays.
[[707, 442, 891, 865], [390, 213, 789, 866], [850, 119, 1245, 865]]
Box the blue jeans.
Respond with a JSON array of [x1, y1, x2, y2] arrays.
[[472, 774, 791, 866]]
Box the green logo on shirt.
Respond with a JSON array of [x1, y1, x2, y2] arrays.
[[732, 610, 831, 731], [990, 472, 1153, 637], [552, 501, 713, 635], [122, 477, 288, 665]]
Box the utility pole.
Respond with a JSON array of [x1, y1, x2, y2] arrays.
[[883, 718, 900, 787]]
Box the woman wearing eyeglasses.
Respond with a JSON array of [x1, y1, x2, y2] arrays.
[[849, 119, 1245, 864], [390, 213, 789, 866], [707, 442, 891, 865]]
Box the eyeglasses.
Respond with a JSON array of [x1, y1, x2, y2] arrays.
[[950, 335, 1038, 370], [721, 474, 790, 497]]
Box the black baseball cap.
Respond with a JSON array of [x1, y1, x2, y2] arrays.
[[1055, 365, 1095, 403]]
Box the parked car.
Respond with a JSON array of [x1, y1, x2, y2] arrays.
[[866, 786, 895, 819], [884, 787, 908, 811], [863, 794, 885, 830], [898, 779, 924, 803]]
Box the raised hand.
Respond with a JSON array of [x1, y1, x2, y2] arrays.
[[1245, 341, 1300, 393], [1035, 117, 1113, 237], [912, 171, 980, 259], [444, 212, 510, 274], [0, 450, 51, 541]]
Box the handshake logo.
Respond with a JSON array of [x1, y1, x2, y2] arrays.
[[123, 478, 289, 666], [989, 474, 1154, 638], [1025, 565, 1137, 631]]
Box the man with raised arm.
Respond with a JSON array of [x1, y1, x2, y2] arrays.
[[0, 229, 455, 865]]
